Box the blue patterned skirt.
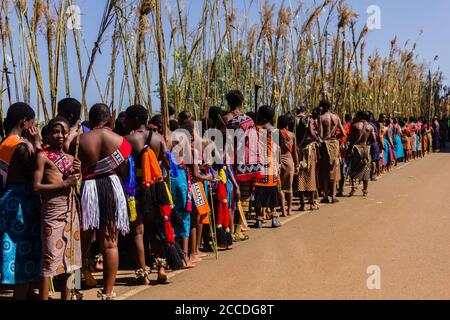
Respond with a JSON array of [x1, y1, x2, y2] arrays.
[[0, 184, 41, 285]]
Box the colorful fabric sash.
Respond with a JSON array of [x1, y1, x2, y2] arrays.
[[0, 135, 21, 188], [191, 181, 211, 216], [280, 129, 293, 153], [255, 128, 279, 187], [82, 138, 132, 180], [41, 148, 74, 179], [141, 142, 186, 270], [226, 113, 259, 182]]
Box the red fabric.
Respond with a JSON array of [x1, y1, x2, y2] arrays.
[[216, 182, 229, 228], [160, 204, 175, 243], [280, 130, 293, 153], [119, 138, 132, 159], [41, 148, 74, 178]]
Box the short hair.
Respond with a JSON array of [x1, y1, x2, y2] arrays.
[[126, 104, 148, 126], [169, 119, 179, 132], [226, 90, 244, 110], [5, 102, 35, 128], [168, 103, 176, 117], [277, 115, 289, 129], [356, 111, 370, 122], [114, 112, 127, 136], [344, 113, 352, 122], [178, 110, 192, 122], [180, 118, 195, 135], [89, 103, 111, 127], [57, 98, 81, 126], [208, 106, 223, 123], [41, 125, 50, 145], [149, 114, 162, 128], [246, 111, 256, 121], [296, 105, 307, 114], [257, 105, 275, 124], [318, 100, 331, 112], [47, 116, 70, 133]]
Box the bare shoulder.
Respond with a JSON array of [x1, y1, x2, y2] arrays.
[[125, 132, 139, 145], [15, 140, 33, 156], [288, 130, 295, 139], [36, 151, 49, 162], [152, 132, 165, 144]]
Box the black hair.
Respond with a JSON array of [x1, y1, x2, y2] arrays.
[[89, 103, 111, 127], [114, 111, 127, 136], [178, 110, 192, 122], [277, 115, 289, 129], [5, 102, 35, 129], [126, 104, 149, 126], [246, 111, 256, 121], [47, 116, 70, 135], [226, 90, 244, 110], [208, 106, 223, 122], [284, 112, 295, 131], [257, 105, 275, 125], [344, 113, 352, 122], [169, 119, 180, 132], [150, 114, 162, 128], [168, 103, 176, 117], [57, 98, 81, 126], [41, 125, 50, 145], [296, 105, 307, 114], [180, 119, 195, 136], [355, 111, 370, 122], [318, 100, 331, 112]]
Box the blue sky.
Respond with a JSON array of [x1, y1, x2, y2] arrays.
[[2, 0, 449, 118]]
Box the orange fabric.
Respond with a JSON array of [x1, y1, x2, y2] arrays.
[[255, 128, 278, 187], [141, 147, 163, 185], [0, 135, 21, 164], [200, 214, 209, 225], [192, 181, 211, 216]]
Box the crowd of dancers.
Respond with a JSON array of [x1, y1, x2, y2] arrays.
[[0, 90, 444, 300]]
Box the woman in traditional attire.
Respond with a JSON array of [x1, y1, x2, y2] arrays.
[[33, 117, 82, 300], [277, 115, 298, 216], [0, 103, 42, 300]]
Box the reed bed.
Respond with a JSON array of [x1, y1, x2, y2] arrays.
[[0, 0, 448, 127]]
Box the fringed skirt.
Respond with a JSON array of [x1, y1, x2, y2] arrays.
[[81, 174, 129, 236]]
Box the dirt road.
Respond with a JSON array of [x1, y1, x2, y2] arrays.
[[120, 151, 450, 300], [2, 151, 449, 300]]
